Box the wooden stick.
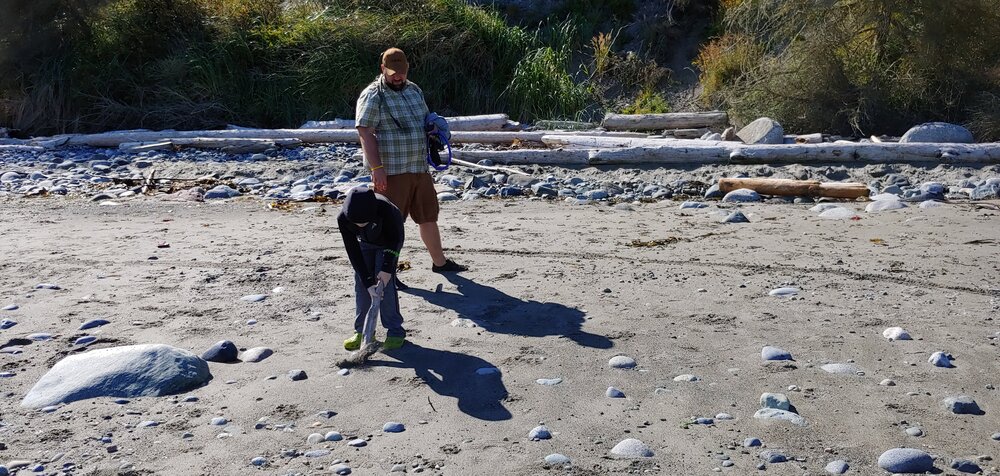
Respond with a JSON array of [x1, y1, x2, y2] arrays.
[[450, 158, 530, 176], [719, 177, 869, 199]]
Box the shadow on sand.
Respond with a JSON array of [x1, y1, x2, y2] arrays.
[[372, 342, 512, 421], [402, 273, 612, 349]]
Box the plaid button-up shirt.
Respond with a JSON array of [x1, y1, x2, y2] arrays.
[[355, 77, 430, 176]]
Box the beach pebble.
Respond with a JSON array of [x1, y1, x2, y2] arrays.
[[450, 318, 477, 328], [679, 201, 708, 209], [610, 438, 654, 458], [241, 347, 273, 363], [759, 450, 787, 463], [78, 319, 110, 330], [943, 395, 982, 414], [307, 433, 324, 444], [331, 464, 352, 475], [325, 431, 343, 441], [824, 460, 849, 474], [536, 378, 562, 386], [991, 432, 1000, 441], [383, 422, 405, 433], [201, 340, 238, 363], [390, 464, 406, 472], [721, 210, 750, 223], [768, 287, 799, 297], [882, 327, 911, 341], [866, 199, 907, 213], [1, 305, 17, 311], [35, 283, 61, 290], [810, 203, 842, 213], [753, 408, 806, 426], [759, 393, 791, 411], [928, 351, 954, 368], [240, 294, 267, 302], [950, 459, 981, 473], [250, 457, 267, 467], [338, 368, 349, 376], [905, 427, 924, 437], [0, 319, 16, 330], [673, 374, 699, 382], [761, 345, 793, 361], [608, 356, 637, 369], [210, 417, 227, 425], [722, 188, 760, 203], [26, 333, 52, 341], [347, 439, 366, 447], [544, 454, 571, 465], [715, 413, 734, 420], [818, 207, 857, 219], [204, 185, 240, 199], [21, 344, 210, 408], [877, 448, 934, 473], [606, 387, 625, 398], [880, 379, 896, 386], [288, 369, 307, 381], [919, 200, 944, 209], [74, 335, 97, 346], [820, 363, 863, 375], [743, 438, 762, 447], [529, 426, 551, 440], [304, 450, 330, 458]]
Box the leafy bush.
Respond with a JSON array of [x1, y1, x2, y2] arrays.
[[698, 0, 1000, 138]]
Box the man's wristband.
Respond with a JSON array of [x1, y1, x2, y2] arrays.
[[370, 165, 384, 171]]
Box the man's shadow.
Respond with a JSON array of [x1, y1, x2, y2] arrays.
[[372, 343, 511, 421], [402, 274, 612, 349]]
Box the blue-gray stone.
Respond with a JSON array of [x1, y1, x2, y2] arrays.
[[250, 457, 267, 466], [499, 187, 522, 197], [529, 425, 551, 440], [821, 363, 863, 375], [866, 199, 906, 212], [950, 459, 981, 473], [759, 450, 787, 463], [704, 183, 723, 199], [768, 287, 798, 297], [971, 183, 1000, 200], [606, 386, 625, 398], [288, 369, 307, 381], [737, 118, 785, 144], [240, 294, 267, 302], [881, 184, 903, 195], [2, 304, 17, 311], [0, 319, 16, 330], [722, 188, 761, 203], [531, 183, 557, 197], [347, 438, 367, 447], [928, 351, 954, 368], [695, 417, 714, 425], [437, 192, 459, 201], [21, 344, 212, 408], [759, 393, 791, 411], [583, 190, 608, 200], [325, 431, 343, 441], [610, 438, 654, 458], [304, 449, 330, 458], [761, 346, 793, 361], [744, 437, 762, 448], [79, 319, 110, 330], [900, 122, 975, 143], [74, 336, 97, 346], [204, 185, 240, 199], [824, 460, 849, 474], [722, 210, 750, 223], [943, 395, 982, 414], [382, 422, 405, 433], [679, 201, 708, 209], [877, 448, 934, 473], [536, 378, 562, 385], [753, 408, 806, 426], [211, 417, 227, 425], [241, 347, 273, 363], [27, 333, 52, 341], [331, 464, 351, 475], [201, 340, 238, 363]]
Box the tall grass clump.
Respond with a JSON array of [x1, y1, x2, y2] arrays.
[[697, 0, 1000, 139]]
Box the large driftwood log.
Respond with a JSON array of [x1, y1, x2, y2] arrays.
[[119, 138, 303, 154], [719, 177, 869, 199], [602, 111, 729, 131], [0, 145, 45, 152], [300, 114, 512, 131], [452, 149, 590, 166], [542, 134, 722, 149]]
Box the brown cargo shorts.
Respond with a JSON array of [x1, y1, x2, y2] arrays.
[[385, 172, 440, 224]]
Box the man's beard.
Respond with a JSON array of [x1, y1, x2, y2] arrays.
[[384, 77, 406, 91]]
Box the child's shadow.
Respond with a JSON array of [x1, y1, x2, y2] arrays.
[[373, 343, 511, 421], [403, 274, 612, 349]]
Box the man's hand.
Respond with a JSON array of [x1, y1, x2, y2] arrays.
[[377, 271, 392, 286], [372, 167, 388, 194]]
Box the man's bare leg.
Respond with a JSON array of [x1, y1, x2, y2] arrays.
[[418, 222, 447, 267]]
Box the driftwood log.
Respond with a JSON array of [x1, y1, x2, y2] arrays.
[[719, 177, 869, 199], [300, 113, 513, 131], [119, 138, 303, 154], [601, 111, 729, 131]]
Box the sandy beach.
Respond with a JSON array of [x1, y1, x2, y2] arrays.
[[1, 194, 999, 475]]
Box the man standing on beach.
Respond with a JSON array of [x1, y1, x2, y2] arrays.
[[355, 47, 467, 275]]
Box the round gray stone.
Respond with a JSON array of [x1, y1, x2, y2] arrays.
[[824, 460, 849, 474], [761, 345, 793, 360], [241, 347, 273, 363], [610, 438, 654, 458], [529, 425, 551, 440], [900, 122, 974, 143], [877, 448, 934, 473], [544, 453, 571, 465], [608, 356, 636, 369]]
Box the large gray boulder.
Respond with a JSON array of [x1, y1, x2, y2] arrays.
[[899, 122, 975, 143], [736, 118, 784, 144], [22, 344, 211, 408]]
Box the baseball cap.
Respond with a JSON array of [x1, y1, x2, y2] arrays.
[[381, 47, 409, 76]]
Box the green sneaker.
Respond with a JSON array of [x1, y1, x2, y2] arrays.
[[383, 336, 405, 350], [343, 332, 363, 351]]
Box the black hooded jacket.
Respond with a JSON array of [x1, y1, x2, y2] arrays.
[[337, 189, 404, 288]]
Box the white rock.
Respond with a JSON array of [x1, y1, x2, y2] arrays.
[[673, 374, 699, 382], [753, 408, 806, 426], [610, 438, 654, 458], [882, 327, 912, 341], [818, 207, 857, 219]]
